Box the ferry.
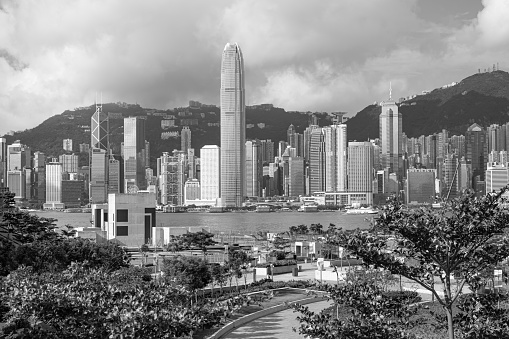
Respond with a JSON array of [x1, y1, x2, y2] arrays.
[[297, 205, 318, 212], [345, 208, 378, 215]]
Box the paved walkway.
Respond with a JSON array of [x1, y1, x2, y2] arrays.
[[224, 300, 331, 339]]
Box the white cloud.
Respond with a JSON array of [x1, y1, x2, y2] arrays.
[[0, 0, 508, 134]]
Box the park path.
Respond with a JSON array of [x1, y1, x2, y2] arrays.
[[223, 300, 331, 339]]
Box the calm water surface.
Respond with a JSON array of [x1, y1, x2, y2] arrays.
[[34, 211, 373, 234]]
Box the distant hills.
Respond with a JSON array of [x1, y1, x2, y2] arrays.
[[4, 70, 509, 165], [346, 70, 509, 141]]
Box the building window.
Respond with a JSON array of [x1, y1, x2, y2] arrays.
[[117, 209, 128, 222], [116, 226, 128, 236]]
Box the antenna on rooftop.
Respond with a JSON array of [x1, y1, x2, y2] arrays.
[[389, 81, 392, 101]]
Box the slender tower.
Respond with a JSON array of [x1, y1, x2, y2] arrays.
[[220, 43, 245, 207], [90, 96, 109, 203], [379, 83, 402, 179]]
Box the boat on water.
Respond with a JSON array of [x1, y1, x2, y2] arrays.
[[297, 205, 318, 212], [345, 208, 378, 215]]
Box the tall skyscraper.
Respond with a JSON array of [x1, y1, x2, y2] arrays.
[[181, 126, 192, 153], [245, 140, 263, 197], [0, 138, 6, 187], [124, 117, 147, 192], [465, 123, 488, 184], [44, 159, 64, 209], [90, 148, 108, 203], [158, 151, 186, 205], [90, 102, 109, 201], [200, 145, 221, 201], [220, 42, 245, 207], [308, 128, 325, 194], [91, 102, 109, 150], [379, 92, 402, 178], [347, 142, 374, 193]]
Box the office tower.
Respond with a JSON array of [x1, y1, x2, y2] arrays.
[[259, 139, 274, 163], [61, 180, 84, 208], [108, 158, 121, 194], [7, 140, 30, 171], [379, 95, 402, 178], [187, 148, 196, 179], [59, 154, 79, 173], [124, 117, 147, 192], [347, 142, 373, 193], [32, 151, 46, 203], [500, 151, 508, 165], [158, 151, 186, 205], [486, 164, 509, 193], [184, 179, 201, 203], [200, 145, 220, 201], [7, 170, 25, 200], [489, 150, 500, 164], [245, 140, 263, 197], [44, 160, 64, 209], [406, 169, 436, 204], [442, 154, 459, 199], [63, 139, 73, 151], [220, 42, 245, 207], [465, 123, 488, 184], [90, 148, 108, 203], [91, 102, 109, 150], [304, 125, 320, 162], [288, 157, 305, 197], [458, 157, 472, 192], [308, 128, 325, 194], [0, 138, 6, 187], [181, 126, 192, 153], [323, 124, 347, 192]]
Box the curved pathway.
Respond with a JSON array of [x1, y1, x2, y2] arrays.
[[224, 300, 331, 339]]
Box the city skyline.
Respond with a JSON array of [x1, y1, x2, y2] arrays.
[[2, 0, 507, 136]]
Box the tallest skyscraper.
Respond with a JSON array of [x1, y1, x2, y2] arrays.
[[220, 43, 245, 207]]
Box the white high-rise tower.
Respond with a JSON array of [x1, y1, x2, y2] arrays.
[[220, 43, 245, 207]]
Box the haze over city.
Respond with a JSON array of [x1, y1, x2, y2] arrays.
[[1, 0, 508, 136]]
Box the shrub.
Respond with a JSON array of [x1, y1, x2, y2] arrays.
[[382, 290, 421, 304]]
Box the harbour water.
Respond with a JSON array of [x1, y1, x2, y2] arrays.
[[33, 210, 373, 234]]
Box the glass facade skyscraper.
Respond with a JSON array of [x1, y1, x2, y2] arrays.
[[124, 117, 147, 192], [220, 43, 245, 207]]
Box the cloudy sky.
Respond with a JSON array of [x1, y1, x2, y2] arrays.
[[1, 0, 508, 135]]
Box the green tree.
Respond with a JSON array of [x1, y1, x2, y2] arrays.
[[292, 282, 417, 339], [326, 188, 509, 339], [1, 263, 247, 338], [163, 255, 212, 292], [310, 223, 324, 234]]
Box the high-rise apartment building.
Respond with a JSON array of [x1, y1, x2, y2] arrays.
[[259, 139, 274, 163], [379, 97, 402, 178], [200, 145, 220, 202], [124, 117, 147, 192], [347, 142, 373, 193], [220, 43, 245, 207], [181, 126, 192, 153]]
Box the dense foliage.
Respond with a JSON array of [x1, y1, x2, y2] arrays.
[[0, 264, 247, 338], [323, 188, 509, 339]]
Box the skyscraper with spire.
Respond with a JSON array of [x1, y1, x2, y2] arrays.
[[379, 84, 402, 180], [90, 99, 109, 203], [220, 43, 245, 207]]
